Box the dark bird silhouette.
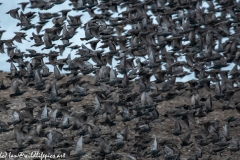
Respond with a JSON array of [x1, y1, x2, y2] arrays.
[[10, 78, 26, 97], [42, 31, 55, 50], [0, 79, 10, 90], [6, 7, 20, 19]]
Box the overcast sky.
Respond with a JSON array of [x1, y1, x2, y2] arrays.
[[0, 0, 234, 82], [0, 0, 94, 71]]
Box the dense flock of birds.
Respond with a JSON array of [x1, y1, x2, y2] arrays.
[[1, 0, 240, 159]]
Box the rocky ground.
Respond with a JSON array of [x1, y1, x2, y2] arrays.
[[1, 71, 240, 160]]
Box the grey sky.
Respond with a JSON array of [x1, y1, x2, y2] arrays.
[[0, 0, 234, 82], [0, 0, 92, 71]]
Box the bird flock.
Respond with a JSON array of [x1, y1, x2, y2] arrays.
[[1, 0, 240, 159]]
